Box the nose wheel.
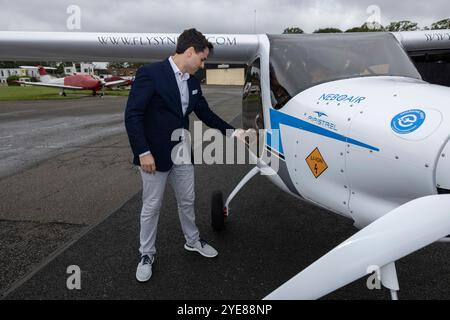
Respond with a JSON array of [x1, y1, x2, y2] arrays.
[[211, 191, 226, 231]]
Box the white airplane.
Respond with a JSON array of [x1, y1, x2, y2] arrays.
[[1, 29, 450, 300]]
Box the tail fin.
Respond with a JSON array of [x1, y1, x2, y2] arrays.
[[37, 65, 47, 76], [36, 65, 52, 83]]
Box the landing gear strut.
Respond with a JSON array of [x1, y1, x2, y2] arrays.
[[211, 166, 260, 231]]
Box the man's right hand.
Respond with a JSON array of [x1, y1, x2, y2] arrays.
[[140, 154, 156, 174], [233, 128, 257, 145]]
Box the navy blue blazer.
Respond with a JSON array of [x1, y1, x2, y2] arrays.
[[124, 59, 235, 172]]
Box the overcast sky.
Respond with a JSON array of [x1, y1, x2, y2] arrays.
[[0, 0, 449, 34]]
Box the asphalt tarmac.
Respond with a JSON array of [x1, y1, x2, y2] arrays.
[[1, 86, 449, 300]]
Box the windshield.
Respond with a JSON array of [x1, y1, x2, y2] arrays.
[[268, 33, 421, 109]]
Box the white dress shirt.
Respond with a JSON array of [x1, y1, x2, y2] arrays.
[[168, 56, 190, 116]]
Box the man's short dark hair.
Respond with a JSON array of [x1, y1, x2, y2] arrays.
[[176, 28, 214, 54]]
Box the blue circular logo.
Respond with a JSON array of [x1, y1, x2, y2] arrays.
[[391, 109, 426, 134]]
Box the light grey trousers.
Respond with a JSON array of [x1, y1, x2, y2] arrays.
[[139, 164, 200, 258]]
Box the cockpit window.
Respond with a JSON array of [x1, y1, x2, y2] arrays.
[[268, 33, 421, 109]]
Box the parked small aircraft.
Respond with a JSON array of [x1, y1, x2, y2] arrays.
[[16, 65, 129, 96]]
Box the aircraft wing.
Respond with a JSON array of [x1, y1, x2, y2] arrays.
[[102, 79, 129, 87], [0, 30, 450, 63], [16, 81, 84, 90], [264, 194, 450, 300], [19, 65, 57, 70], [1, 30, 449, 62], [0, 31, 259, 63], [393, 30, 450, 56]]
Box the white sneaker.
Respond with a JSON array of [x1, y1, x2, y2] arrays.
[[136, 255, 154, 282], [184, 239, 218, 258]]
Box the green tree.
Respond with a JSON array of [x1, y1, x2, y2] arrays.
[[283, 27, 304, 34], [6, 75, 21, 86], [108, 61, 128, 69], [0, 61, 17, 68], [15, 61, 48, 67], [127, 62, 146, 69], [431, 18, 450, 30], [385, 20, 419, 32], [345, 26, 363, 32], [345, 22, 384, 32], [313, 28, 343, 33], [55, 63, 65, 75]]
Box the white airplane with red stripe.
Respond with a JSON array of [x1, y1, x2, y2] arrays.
[[17, 64, 129, 96]]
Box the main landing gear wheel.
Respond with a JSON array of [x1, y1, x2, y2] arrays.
[[211, 191, 227, 231]]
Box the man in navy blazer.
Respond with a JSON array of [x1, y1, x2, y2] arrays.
[[125, 28, 241, 282]]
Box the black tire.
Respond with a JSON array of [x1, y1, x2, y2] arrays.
[[211, 191, 225, 231]]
